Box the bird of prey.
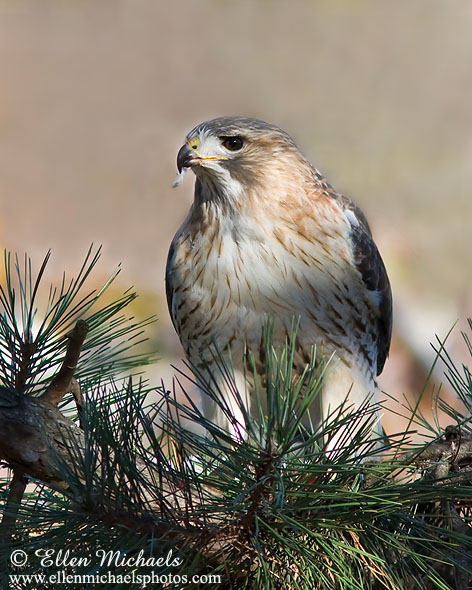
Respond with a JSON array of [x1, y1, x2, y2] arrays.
[[166, 117, 392, 443]]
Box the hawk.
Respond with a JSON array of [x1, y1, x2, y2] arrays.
[[166, 117, 392, 443]]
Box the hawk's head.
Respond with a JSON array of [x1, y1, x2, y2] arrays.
[[176, 117, 312, 203]]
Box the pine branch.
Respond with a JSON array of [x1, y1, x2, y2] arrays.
[[1, 249, 472, 589], [0, 323, 87, 542], [1, 357, 470, 588]]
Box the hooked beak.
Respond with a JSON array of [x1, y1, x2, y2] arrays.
[[177, 143, 196, 173]]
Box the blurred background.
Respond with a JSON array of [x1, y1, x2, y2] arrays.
[[1, 0, 471, 434]]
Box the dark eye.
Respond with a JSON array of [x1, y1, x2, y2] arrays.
[[221, 136, 244, 151]]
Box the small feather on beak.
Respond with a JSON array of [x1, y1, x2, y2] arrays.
[[172, 167, 188, 188]]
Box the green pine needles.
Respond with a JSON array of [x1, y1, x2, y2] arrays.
[[0, 246, 155, 396], [0, 249, 471, 589]]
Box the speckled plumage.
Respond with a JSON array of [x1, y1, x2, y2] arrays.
[[166, 117, 392, 439]]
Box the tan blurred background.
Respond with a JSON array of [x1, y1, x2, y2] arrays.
[[1, 0, 471, 433]]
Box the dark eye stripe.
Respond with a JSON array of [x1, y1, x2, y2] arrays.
[[220, 136, 244, 151]]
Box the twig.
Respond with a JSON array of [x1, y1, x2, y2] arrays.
[[41, 320, 89, 406], [402, 435, 472, 470], [239, 444, 278, 533], [0, 469, 27, 543], [14, 338, 36, 394]]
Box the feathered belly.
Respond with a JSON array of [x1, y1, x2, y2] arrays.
[[169, 230, 379, 374]]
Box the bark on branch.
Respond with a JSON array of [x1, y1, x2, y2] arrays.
[[0, 386, 84, 486]]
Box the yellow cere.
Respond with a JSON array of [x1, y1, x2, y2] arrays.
[[188, 137, 200, 151]]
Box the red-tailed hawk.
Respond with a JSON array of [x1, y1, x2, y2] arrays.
[[166, 117, 392, 444]]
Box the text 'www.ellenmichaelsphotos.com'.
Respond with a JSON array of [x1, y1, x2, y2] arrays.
[[9, 547, 222, 587]]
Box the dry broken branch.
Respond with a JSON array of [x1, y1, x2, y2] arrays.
[[41, 319, 89, 406]]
